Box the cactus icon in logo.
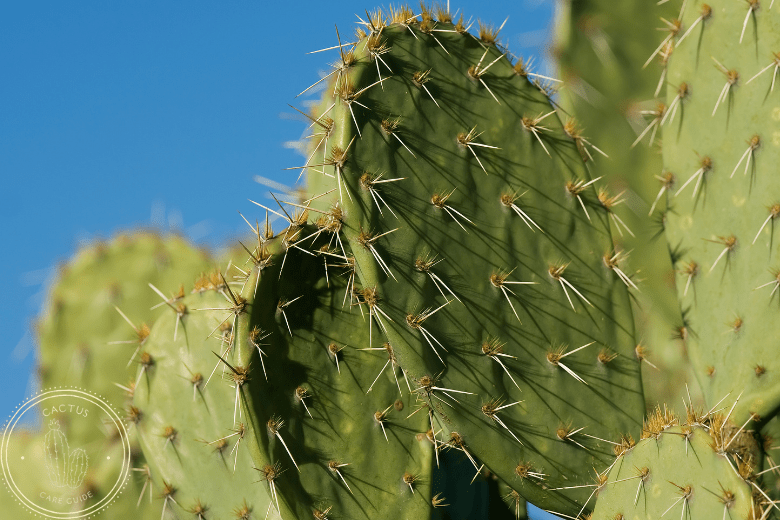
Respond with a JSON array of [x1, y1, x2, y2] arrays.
[[43, 419, 88, 489]]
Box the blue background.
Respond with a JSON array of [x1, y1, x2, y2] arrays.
[[1, 2, 559, 518]]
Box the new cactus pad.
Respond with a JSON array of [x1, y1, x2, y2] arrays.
[[592, 411, 755, 520]]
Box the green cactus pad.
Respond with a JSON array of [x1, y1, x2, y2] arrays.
[[295, 8, 645, 516], [33, 231, 213, 519], [227, 234, 441, 520], [661, 0, 780, 422], [132, 287, 278, 519], [592, 422, 753, 520], [555, 0, 694, 414], [37, 232, 213, 416]]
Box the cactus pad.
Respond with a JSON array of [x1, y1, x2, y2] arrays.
[[294, 7, 645, 516], [661, 0, 780, 422], [132, 287, 279, 519], [37, 232, 213, 415], [593, 414, 756, 520]]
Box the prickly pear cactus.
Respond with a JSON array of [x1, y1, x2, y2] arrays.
[[227, 234, 441, 520], [592, 410, 755, 520], [661, 0, 780, 422], [554, 0, 695, 414], [293, 6, 645, 517], [132, 285, 279, 520], [37, 232, 213, 417], [33, 232, 214, 518]]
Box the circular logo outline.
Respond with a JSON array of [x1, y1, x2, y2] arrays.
[[1, 388, 131, 519]]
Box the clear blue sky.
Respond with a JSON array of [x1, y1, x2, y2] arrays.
[[1, 1, 557, 518]]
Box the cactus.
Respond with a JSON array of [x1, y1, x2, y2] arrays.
[[30, 232, 214, 519], [26, 3, 780, 520], [291, 6, 645, 517], [554, 0, 696, 414], [658, 1, 780, 424], [592, 415, 754, 520]]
